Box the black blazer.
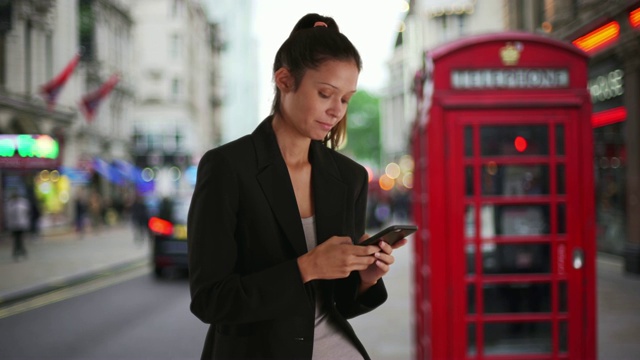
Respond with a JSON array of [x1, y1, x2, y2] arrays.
[[187, 117, 387, 359]]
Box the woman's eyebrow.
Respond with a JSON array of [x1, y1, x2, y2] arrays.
[[317, 82, 357, 93]]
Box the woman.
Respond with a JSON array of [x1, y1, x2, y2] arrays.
[[188, 13, 407, 359]]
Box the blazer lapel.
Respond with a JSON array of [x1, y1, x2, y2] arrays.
[[253, 118, 308, 256], [310, 141, 348, 245]]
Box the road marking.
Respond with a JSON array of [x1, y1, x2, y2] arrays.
[[0, 266, 149, 319]]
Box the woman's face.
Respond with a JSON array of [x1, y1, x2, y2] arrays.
[[279, 59, 359, 141]]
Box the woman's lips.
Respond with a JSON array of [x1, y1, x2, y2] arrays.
[[318, 121, 334, 131]]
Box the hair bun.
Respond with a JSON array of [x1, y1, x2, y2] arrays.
[[289, 13, 340, 36]]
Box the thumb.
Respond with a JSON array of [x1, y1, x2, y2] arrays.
[[358, 233, 370, 245]]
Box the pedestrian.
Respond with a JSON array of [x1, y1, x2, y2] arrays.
[[130, 194, 149, 244], [187, 13, 408, 359], [74, 191, 88, 237], [5, 191, 31, 261], [27, 187, 41, 238]]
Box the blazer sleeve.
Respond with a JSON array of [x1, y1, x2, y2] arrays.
[[187, 150, 312, 325], [334, 165, 388, 319]]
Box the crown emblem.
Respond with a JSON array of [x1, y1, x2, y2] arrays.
[[500, 42, 521, 66]]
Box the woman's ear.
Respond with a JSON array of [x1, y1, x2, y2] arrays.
[[274, 67, 294, 93]]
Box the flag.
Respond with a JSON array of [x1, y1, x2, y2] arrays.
[[39, 53, 80, 110], [79, 73, 120, 122]]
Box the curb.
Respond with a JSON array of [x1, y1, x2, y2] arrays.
[[0, 257, 149, 307]]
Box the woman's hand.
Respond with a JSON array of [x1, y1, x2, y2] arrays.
[[357, 234, 408, 293], [297, 236, 379, 283]]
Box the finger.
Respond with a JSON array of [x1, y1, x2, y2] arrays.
[[375, 260, 390, 273], [352, 244, 379, 255], [326, 236, 352, 245], [378, 240, 394, 254], [391, 238, 409, 250], [359, 233, 370, 243], [375, 252, 395, 265]]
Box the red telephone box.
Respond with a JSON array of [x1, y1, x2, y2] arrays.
[[411, 32, 596, 359]]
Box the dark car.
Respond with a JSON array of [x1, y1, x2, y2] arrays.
[[148, 195, 191, 278]]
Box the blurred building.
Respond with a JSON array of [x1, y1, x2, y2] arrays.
[[130, 0, 222, 197], [0, 0, 105, 231], [71, 0, 135, 224], [505, 0, 640, 273], [382, 0, 507, 165], [204, 0, 259, 144]]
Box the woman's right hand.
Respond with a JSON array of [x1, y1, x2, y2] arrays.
[[297, 236, 379, 283]]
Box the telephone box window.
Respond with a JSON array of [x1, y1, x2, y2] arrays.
[[559, 281, 568, 312], [467, 323, 477, 356], [557, 204, 566, 234], [484, 322, 552, 354], [481, 164, 549, 196], [555, 124, 565, 155], [495, 205, 551, 235], [559, 321, 568, 352], [465, 166, 474, 196], [557, 164, 566, 194], [467, 284, 476, 313], [480, 125, 549, 156], [465, 126, 473, 156], [484, 244, 551, 274], [483, 282, 552, 313]]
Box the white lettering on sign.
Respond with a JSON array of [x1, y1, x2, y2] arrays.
[[451, 69, 570, 89], [588, 69, 624, 103]]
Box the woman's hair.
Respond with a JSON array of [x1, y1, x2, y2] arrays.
[[271, 13, 362, 149]]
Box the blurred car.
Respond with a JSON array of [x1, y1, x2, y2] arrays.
[[148, 194, 191, 278]]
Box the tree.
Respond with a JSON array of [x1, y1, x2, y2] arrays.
[[341, 90, 381, 168]]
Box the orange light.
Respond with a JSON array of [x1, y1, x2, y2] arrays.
[[572, 21, 620, 53], [149, 217, 173, 236], [630, 8, 640, 28], [592, 107, 627, 128], [379, 174, 395, 191], [514, 136, 527, 153]]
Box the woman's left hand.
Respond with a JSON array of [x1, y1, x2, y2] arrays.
[[357, 234, 408, 293]]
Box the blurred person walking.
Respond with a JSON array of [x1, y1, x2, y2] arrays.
[[5, 191, 31, 261], [75, 191, 88, 238], [130, 194, 149, 244], [188, 13, 407, 360]]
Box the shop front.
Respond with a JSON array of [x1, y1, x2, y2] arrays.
[[0, 134, 68, 232]]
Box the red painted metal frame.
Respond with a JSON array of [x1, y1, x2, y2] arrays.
[[411, 32, 596, 360]]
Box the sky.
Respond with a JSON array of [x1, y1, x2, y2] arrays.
[[252, 0, 408, 114]]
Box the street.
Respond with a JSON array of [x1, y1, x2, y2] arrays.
[[0, 272, 206, 359], [1, 226, 638, 359]]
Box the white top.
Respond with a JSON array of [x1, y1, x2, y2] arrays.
[[5, 197, 31, 231], [301, 216, 363, 360]]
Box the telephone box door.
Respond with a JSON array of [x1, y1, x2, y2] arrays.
[[447, 108, 593, 359]]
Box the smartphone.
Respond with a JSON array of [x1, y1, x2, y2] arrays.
[[358, 225, 418, 246]]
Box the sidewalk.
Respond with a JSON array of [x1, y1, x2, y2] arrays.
[[0, 225, 149, 304], [1, 227, 639, 359]]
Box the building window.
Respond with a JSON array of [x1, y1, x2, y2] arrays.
[[25, 19, 32, 93], [79, 0, 94, 61], [46, 33, 53, 80], [170, 0, 183, 19], [171, 78, 181, 101], [170, 33, 182, 60], [148, 133, 163, 151]]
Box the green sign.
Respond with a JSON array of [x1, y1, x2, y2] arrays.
[[0, 135, 59, 159]]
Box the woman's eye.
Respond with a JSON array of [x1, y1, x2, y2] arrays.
[[319, 92, 330, 99], [341, 99, 349, 104]]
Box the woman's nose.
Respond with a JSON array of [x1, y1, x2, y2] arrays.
[[328, 99, 344, 119]]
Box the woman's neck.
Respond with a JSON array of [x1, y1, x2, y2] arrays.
[[272, 114, 311, 167]]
